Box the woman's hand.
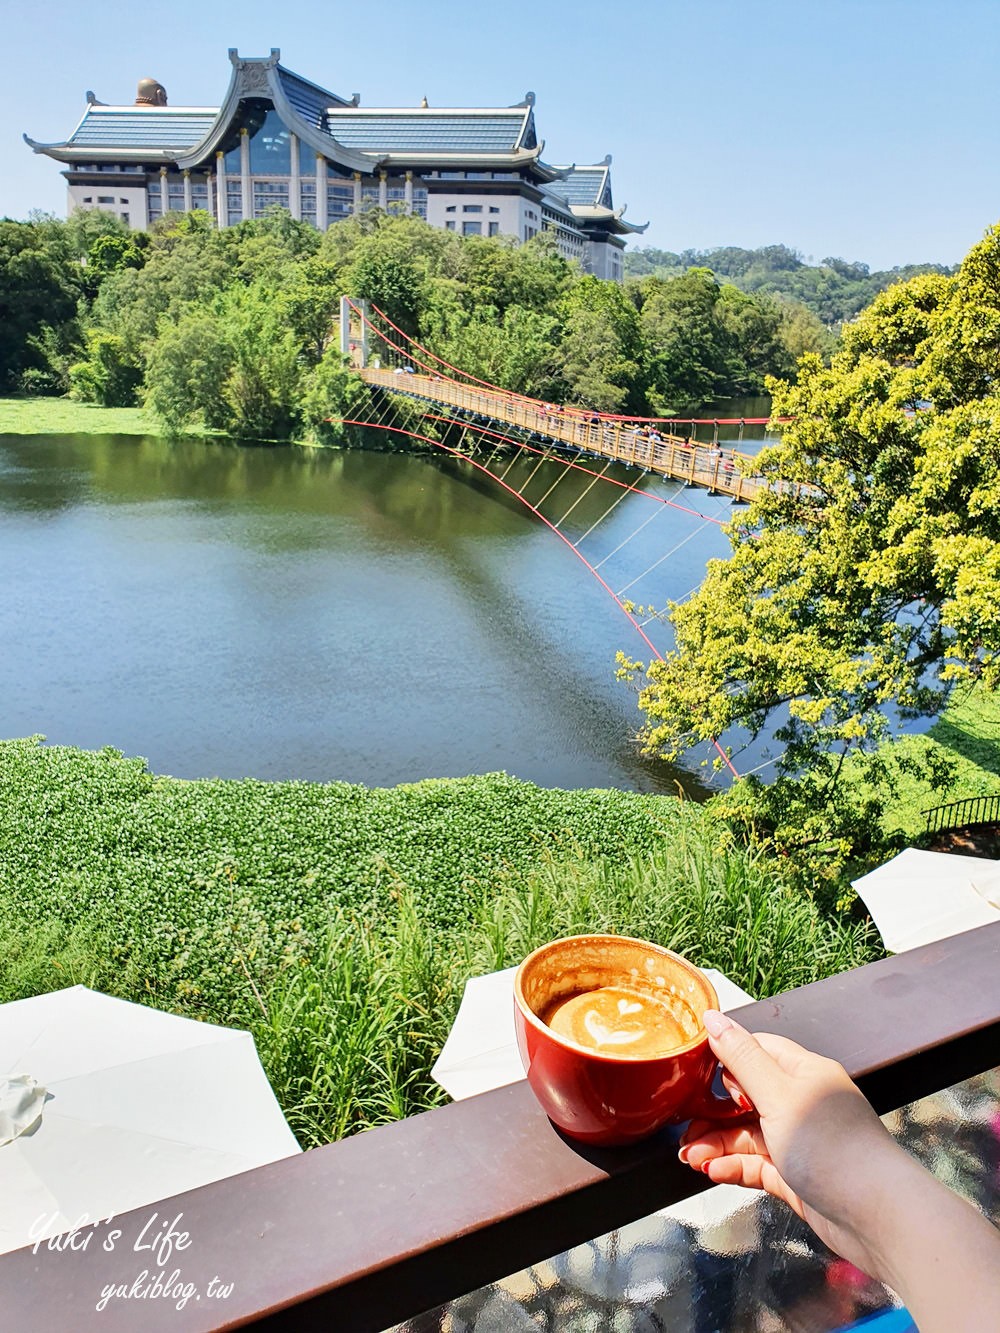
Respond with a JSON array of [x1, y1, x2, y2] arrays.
[[680, 1010, 898, 1278], [680, 1010, 1000, 1332]]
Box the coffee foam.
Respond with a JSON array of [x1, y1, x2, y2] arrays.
[[542, 983, 699, 1058]]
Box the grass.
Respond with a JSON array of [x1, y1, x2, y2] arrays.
[[0, 396, 211, 438], [0, 738, 879, 1147], [845, 686, 1000, 844]]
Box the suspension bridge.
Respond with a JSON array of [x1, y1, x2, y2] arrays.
[[332, 298, 791, 781]]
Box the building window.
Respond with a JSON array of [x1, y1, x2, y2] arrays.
[[445, 220, 456, 231], [254, 181, 289, 217], [489, 206, 499, 214], [83, 197, 92, 203], [97, 195, 114, 203], [463, 204, 482, 213], [467, 171, 492, 180], [121, 213, 129, 226], [488, 222, 500, 236], [445, 205, 456, 213], [462, 221, 482, 236], [440, 171, 465, 179]]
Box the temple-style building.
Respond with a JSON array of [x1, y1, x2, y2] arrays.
[[25, 49, 646, 280]]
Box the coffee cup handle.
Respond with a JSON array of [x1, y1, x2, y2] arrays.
[[687, 1082, 747, 1123]]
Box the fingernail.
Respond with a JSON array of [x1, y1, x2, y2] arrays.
[[699, 1161, 713, 1175], [735, 1090, 753, 1112], [703, 1009, 732, 1037], [678, 1146, 691, 1165]]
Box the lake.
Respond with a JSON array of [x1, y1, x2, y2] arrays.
[[0, 423, 765, 793]]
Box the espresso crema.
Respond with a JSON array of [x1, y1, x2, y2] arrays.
[[543, 984, 695, 1057]]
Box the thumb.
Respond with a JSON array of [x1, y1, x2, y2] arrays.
[[703, 1010, 783, 1110]]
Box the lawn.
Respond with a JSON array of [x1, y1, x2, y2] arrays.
[[865, 686, 1000, 842], [0, 396, 203, 437]]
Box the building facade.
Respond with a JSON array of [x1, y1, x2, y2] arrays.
[[25, 49, 645, 280]]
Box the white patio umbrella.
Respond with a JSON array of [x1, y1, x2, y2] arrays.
[[0, 985, 300, 1256], [852, 847, 1000, 953], [432, 965, 754, 1101]]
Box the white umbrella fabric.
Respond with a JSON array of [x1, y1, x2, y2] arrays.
[[852, 847, 1000, 953], [432, 965, 755, 1101], [0, 985, 300, 1255]]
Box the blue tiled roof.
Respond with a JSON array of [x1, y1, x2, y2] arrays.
[[538, 184, 577, 219], [546, 167, 613, 208], [277, 64, 347, 127], [68, 106, 218, 150], [322, 111, 527, 154]]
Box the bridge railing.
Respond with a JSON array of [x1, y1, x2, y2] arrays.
[[923, 791, 1000, 835], [3, 921, 998, 1331], [358, 368, 774, 503]]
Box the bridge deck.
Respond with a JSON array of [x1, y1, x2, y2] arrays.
[[359, 368, 772, 502]]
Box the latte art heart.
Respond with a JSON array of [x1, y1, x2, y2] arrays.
[[544, 984, 695, 1057]]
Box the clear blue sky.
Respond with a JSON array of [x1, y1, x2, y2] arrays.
[[4, 0, 998, 270]]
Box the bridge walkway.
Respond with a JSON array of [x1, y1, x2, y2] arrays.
[[358, 367, 777, 503]]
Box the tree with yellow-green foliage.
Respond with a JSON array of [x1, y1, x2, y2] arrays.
[[623, 226, 1000, 871]]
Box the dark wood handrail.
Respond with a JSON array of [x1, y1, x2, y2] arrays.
[[923, 790, 1000, 834], [3, 922, 999, 1332]]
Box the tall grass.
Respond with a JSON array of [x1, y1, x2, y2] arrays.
[[256, 809, 880, 1147]]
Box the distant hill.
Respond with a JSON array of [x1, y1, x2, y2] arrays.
[[624, 244, 956, 325]]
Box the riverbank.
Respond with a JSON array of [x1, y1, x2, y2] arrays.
[[0, 738, 878, 1146], [0, 396, 206, 437]]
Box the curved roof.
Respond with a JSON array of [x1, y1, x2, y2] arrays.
[[320, 107, 534, 155], [24, 106, 219, 161], [546, 159, 648, 235]]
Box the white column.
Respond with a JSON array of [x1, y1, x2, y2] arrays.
[[353, 171, 362, 214], [404, 170, 414, 214], [215, 151, 228, 227], [159, 167, 169, 216], [240, 128, 251, 221], [289, 133, 301, 220], [378, 170, 388, 211], [182, 169, 192, 212], [315, 156, 328, 230]]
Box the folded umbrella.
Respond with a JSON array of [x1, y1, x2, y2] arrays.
[[0, 985, 300, 1255]]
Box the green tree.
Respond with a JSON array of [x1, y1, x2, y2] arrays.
[[143, 311, 234, 432], [552, 275, 645, 412], [0, 220, 79, 385], [68, 330, 143, 406], [624, 225, 1000, 860], [635, 268, 733, 412]]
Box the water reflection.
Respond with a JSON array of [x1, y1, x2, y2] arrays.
[[0, 432, 734, 789]]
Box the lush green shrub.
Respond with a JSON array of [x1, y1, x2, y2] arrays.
[[68, 329, 143, 406]]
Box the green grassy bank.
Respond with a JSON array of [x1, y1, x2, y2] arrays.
[[843, 686, 1000, 844], [0, 396, 213, 438], [0, 738, 878, 1146]]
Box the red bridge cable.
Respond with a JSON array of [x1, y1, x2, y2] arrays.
[[419, 414, 727, 528], [357, 300, 783, 431], [333, 415, 741, 780]]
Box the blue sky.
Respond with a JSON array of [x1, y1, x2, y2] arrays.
[[4, 0, 998, 270]]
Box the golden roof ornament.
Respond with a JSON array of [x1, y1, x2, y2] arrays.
[[135, 78, 168, 107]]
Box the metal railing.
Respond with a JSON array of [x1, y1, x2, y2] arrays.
[[2, 921, 998, 1332], [357, 368, 785, 504], [923, 791, 1000, 835]]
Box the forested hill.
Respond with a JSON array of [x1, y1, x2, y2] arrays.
[[624, 244, 956, 325]]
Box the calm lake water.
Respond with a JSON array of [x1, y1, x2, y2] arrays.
[[0, 422, 768, 793]]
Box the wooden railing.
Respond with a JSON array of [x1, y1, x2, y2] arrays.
[[3, 922, 998, 1331], [923, 791, 1000, 835], [358, 368, 781, 503]]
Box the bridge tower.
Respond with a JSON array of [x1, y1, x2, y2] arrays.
[[339, 297, 370, 369]]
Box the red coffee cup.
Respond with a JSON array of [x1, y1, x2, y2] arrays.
[[513, 934, 744, 1145]]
